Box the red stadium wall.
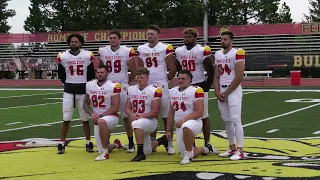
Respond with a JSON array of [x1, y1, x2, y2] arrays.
[[0, 23, 318, 43]]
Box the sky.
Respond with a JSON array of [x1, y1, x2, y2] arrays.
[[7, 0, 310, 34]]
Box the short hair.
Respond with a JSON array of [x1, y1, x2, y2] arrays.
[[67, 33, 84, 45], [147, 25, 160, 34], [135, 67, 149, 76], [183, 28, 199, 37], [109, 29, 121, 39], [179, 70, 193, 82], [221, 31, 235, 40], [97, 64, 108, 72]]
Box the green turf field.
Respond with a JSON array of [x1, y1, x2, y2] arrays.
[[1, 88, 320, 141], [1, 88, 320, 180]]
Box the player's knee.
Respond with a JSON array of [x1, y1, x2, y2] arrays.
[[230, 114, 241, 123], [63, 113, 72, 121], [98, 119, 106, 126]]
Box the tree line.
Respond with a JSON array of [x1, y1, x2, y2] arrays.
[[1, 0, 320, 33]]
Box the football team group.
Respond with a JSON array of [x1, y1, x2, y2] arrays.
[[56, 24, 246, 165]]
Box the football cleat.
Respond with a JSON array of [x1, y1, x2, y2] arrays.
[[57, 144, 65, 154], [205, 142, 220, 155], [167, 146, 175, 155], [131, 153, 146, 162], [180, 153, 193, 165], [127, 143, 135, 153], [219, 149, 237, 157], [86, 142, 94, 153], [113, 139, 123, 149], [95, 152, 109, 161], [230, 150, 244, 160]]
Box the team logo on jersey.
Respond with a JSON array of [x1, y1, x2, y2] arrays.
[[123, 87, 126, 91]]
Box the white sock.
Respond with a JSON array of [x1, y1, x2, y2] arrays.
[[86, 140, 91, 145], [168, 139, 173, 147], [94, 125, 103, 153], [224, 121, 235, 145], [233, 121, 244, 147], [103, 148, 108, 154]]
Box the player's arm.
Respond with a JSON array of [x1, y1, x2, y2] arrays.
[[87, 51, 96, 81], [165, 44, 177, 81], [224, 49, 245, 96], [203, 46, 214, 89], [166, 103, 175, 132], [83, 93, 94, 115], [179, 88, 204, 122], [135, 48, 144, 68], [125, 97, 134, 117], [174, 51, 182, 72], [138, 88, 161, 119], [100, 83, 121, 116], [213, 54, 221, 94], [97, 48, 104, 66], [57, 53, 66, 84]]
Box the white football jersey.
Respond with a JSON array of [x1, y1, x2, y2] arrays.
[[137, 42, 174, 83], [175, 45, 211, 84], [86, 80, 121, 115], [127, 85, 162, 114], [57, 49, 94, 84], [169, 86, 204, 121], [98, 45, 135, 83], [214, 48, 245, 85]]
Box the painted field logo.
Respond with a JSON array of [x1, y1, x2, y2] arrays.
[[0, 134, 319, 180]]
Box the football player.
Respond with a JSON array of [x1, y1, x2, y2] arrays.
[[214, 31, 245, 160], [98, 29, 137, 153], [56, 33, 95, 154], [166, 70, 213, 165], [126, 67, 169, 161], [136, 25, 177, 154], [175, 28, 218, 153], [83, 65, 125, 161]]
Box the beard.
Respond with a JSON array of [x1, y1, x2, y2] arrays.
[[97, 77, 106, 82], [221, 43, 229, 49], [70, 46, 80, 51]]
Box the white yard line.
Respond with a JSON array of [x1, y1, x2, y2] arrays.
[[208, 91, 259, 100], [0, 102, 62, 110], [266, 129, 279, 134], [1, 88, 320, 92], [5, 122, 22, 126], [243, 103, 320, 128], [312, 130, 320, 135], [0, 92, 61, 99], [0, 118, 81, 133]]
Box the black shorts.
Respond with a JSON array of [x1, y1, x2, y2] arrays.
[[192, 81, 210, 92], [64, 83, 86, 94]]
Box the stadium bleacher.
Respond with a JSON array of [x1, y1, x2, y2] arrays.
[[1, 23, 320, 79]]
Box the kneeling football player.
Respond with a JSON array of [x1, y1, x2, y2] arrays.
[[83, 65, 126, 161], [126, 67, 169, 162], [166, 70, 215, 165]]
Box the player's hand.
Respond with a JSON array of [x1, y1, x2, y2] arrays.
[[130, 113, 139, 121], [91, 113, 100, 124], [220, 92, 229, 101], [215, 92, 225, 102], [176, 119, 185, 128], [166, 131, 172, 140]]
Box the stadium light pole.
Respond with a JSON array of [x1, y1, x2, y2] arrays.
[[203, 0, 208, 45]]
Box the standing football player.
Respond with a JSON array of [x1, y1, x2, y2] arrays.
[[166, 70, 212, 165], [98, 29, 137, 153], [83, 65, 125, 161], [175, 28, 218, 154], [214, 31, 245, 160], [136, 25, 177, 154], [56, 33, 95, 154], [126, 67, 169, 161]]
